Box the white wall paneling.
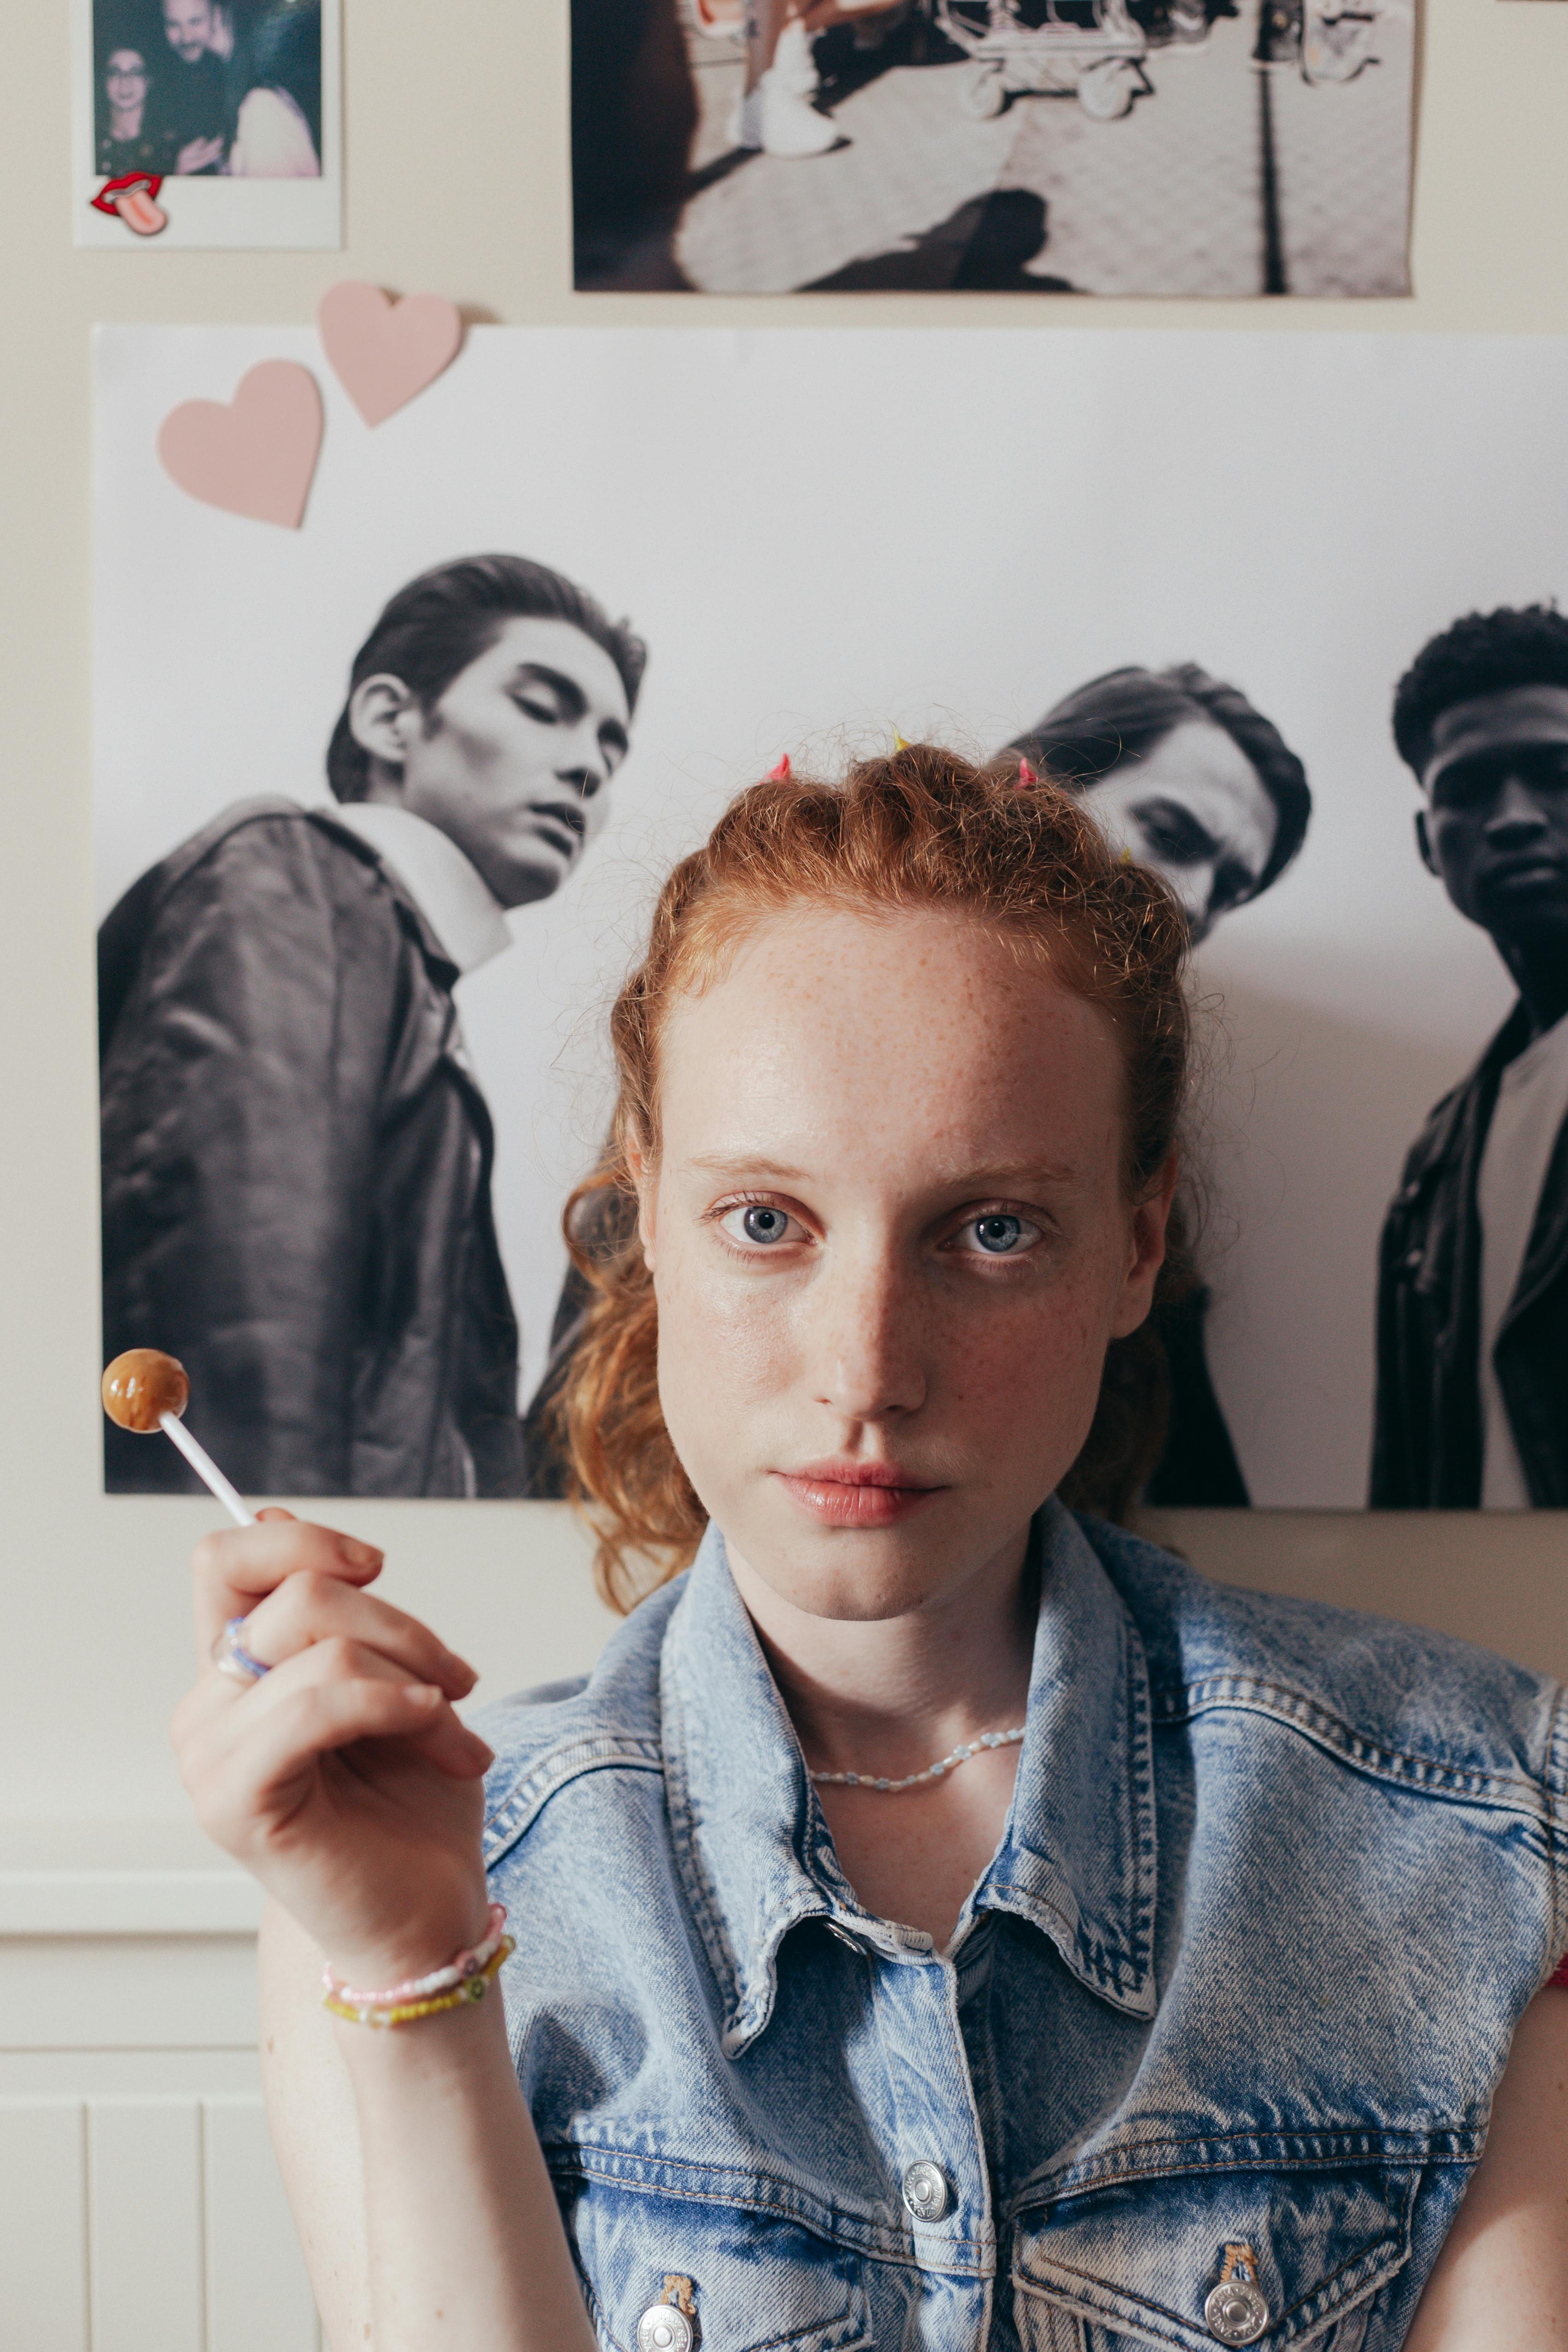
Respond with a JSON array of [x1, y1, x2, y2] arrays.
[[0, 1844, 321, 2352]]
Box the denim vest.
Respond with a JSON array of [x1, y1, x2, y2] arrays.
[[475, 1503, 1568, 2352]]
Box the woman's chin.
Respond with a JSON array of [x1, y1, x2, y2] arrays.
[[726, 1509, 995, 1627]]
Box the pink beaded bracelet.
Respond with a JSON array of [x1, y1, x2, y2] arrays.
[[321, 1902, 509, 2011]]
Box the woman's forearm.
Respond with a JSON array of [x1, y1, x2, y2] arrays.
[[335, 1990, 597, 2352]]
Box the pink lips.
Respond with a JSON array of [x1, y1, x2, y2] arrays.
[[773, 1458, 945, 1528]]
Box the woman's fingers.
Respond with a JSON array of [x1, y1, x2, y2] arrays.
[[191, 1509, 384, 1664], [186, 1678, 470, 1856], [234, 1569, 477, 1702], [177, 1639, 494, 1843]]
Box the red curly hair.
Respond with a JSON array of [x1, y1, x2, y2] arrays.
[[548, 742, 1193, 1613]]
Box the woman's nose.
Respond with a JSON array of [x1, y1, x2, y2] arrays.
[[811, 1252, 928, 1422]]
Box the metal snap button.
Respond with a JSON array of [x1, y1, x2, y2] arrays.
[[637, 2306, 695, 2352], [901, 2159, 952, 2222], [1203, 2277, 1270, 2346]]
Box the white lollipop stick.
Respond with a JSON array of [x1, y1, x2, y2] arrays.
[[158, 1411, 255, 1527]]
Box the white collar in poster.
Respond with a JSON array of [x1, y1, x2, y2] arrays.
[[327, 801, 512, 977]]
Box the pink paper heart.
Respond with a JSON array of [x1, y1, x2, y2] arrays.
[[317, 281, 464, 427], [157, 360, 322, 530]]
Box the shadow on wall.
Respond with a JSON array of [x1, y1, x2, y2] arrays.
[[1192, 973, 1495, 1511], [804, 189, 1077, 291]]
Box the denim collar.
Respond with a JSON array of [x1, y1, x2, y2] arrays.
[[661, 1497, 1158, 2057]]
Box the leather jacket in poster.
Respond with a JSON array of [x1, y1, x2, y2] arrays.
[[1371, 1001, 1568, 1508], [98, 799, 525, 1500]]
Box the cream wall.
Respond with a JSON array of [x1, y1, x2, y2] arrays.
[[7, 0, 1568, 1845]]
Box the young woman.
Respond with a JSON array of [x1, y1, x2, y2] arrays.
[[171, 746, 1568, 2352], [95, 41, 171, 179]]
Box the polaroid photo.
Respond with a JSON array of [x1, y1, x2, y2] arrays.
[[73, 0, 341, 248]]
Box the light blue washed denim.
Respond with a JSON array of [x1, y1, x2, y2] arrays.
[[474, 1500, 1568, 2352]]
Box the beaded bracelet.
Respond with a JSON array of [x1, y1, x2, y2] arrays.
[[322, 1902, 512, 2027], [324, 1935, 515, 2028]]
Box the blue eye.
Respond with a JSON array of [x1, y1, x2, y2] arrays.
[[955, 1212, 1040, 1256], [976, 1215, 1022, 1253], [719, 1203, 798, 1249]]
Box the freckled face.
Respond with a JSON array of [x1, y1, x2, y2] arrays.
[[640, 905, 1170, 1623]]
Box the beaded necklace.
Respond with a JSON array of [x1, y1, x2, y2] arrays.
[[808, 1725, 1025, 1794]]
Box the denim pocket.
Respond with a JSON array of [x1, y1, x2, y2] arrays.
[[569, 2180, 874, 2352], [1011, 2163, 1416, 2352]]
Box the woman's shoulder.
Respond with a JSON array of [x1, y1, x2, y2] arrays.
[[1077, 1511, 1568, 1817], [470, 1578, 686, 1869]]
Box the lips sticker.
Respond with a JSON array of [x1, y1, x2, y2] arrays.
[[91, 172, 168, 236]]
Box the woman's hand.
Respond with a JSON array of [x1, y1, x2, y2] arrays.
[[170, 1508, 495, 1992]]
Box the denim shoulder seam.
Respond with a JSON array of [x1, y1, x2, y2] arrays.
[[1151, 1675, 1550, 1818], [481, 1734, 664, 1868], [1007, 2123, 1482, 2208], [1546, 1680, 1568, 1970]]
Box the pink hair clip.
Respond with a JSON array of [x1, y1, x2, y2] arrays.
[[767, 755, 791, 781], [1017, 757, 1038, 789]]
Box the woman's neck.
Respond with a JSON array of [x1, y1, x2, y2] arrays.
[[110, 102, 143, 137], [726, 1523, 1038, 1781]]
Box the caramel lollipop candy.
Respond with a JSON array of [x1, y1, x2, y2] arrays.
[[102, 1348, 189, 1433], [101, 1351, 254, 1525]]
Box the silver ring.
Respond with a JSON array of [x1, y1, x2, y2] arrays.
[[211, 1615, 270, 1684]]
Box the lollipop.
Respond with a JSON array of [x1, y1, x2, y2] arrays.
[[101, 1351, 254, 1526]]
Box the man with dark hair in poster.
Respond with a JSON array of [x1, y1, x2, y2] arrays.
[[1009, 664, 1312, 1510], [1373, 605, 1568, 1507], [99, 554, 644, 1500]]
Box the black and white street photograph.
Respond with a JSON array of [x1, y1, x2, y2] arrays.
[[95, 325, 1568, 1509], [574, 0, 1411, 293], [74, 0, 340, 246]]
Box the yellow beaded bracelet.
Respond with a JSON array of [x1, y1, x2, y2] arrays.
[[323, 1933, 515, 2028]]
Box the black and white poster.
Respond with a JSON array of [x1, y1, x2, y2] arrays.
[[95, 326, 1568, 1508], [573, 0, 1410, 294]]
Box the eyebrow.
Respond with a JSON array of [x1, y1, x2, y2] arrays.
[[508, 663, 587, 722], [1432, 738, 1568, 770], [682, 1153, 1081, 1189], [1130, 795, 1223, 860], [509, 662, 630, 757]]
